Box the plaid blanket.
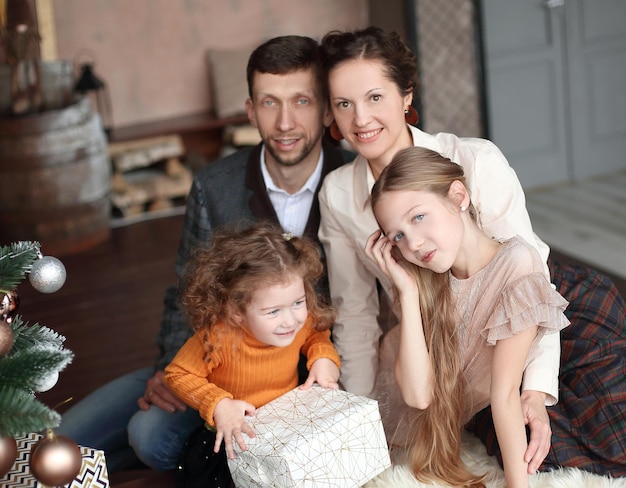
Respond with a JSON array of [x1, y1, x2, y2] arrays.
[[471, 261, 626, 477]]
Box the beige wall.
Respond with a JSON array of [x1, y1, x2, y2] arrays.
[[51, 0, 368, 128]]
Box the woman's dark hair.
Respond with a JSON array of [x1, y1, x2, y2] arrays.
[[320, 26, 418, 99]]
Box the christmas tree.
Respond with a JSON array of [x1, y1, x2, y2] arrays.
[[0, 242, 88, 485], [0, 241, 73, 438]]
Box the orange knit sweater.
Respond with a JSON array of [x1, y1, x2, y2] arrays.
[[164, 315, 340, 426]]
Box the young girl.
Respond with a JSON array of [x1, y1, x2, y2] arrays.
[[164, 222, 340, 485], [364, 147, 569, 488]]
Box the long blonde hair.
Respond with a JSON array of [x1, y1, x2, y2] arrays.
[[371, 147, 485, 487]]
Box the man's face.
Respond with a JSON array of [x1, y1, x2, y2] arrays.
[[246, 68, 332, 167]]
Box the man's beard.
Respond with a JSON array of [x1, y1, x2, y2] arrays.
[[266, 129, 323, 167]]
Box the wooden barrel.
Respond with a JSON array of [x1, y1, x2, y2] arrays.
[[0, 60, 75, 115], [0, 97, 111, 256]]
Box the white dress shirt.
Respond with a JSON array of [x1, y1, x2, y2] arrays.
[[261, 147, 323, 237]]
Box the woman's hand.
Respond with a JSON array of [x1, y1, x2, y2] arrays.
[[300, 357, 340, 390], [213, 398, 256, 459], [365, 230, 417, 297]]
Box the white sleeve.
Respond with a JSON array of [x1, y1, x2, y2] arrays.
[[318, 183, 382, 398], [468, 142, 550, 271], [468, 141, 559, 402], [522, 331, 560, 405]]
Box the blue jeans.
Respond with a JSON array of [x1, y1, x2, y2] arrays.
[[56, 367, 203, 472]]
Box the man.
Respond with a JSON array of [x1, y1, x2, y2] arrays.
[[56, 35, 353, 472]]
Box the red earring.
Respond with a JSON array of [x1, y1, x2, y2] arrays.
[[405, 106, 419, 125], [329, 121, 343, 141]]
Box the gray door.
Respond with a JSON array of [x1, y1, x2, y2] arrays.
[[481, 0, 626, 189]]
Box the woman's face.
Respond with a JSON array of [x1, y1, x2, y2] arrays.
[[328, 58, 413, 170]]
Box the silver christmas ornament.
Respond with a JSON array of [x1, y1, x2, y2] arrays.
[[35, 370, 59, 392], [29, 256, 67, 293]]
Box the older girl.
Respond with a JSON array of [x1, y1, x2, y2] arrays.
[[365, 146, 569, 487]]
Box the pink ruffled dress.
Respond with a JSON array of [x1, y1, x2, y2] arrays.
[[373, 236, 570, 447]]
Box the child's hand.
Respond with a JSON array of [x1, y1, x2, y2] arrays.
[[213, 397, 256, 460], [300, 357, 340, 390], [365, 230, 417, 297]]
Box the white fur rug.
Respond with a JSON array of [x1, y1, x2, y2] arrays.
[[364, 432, 626, 488]]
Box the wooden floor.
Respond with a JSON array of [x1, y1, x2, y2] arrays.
[[22, 214, 184, 413], [526, 169, 626, 280]]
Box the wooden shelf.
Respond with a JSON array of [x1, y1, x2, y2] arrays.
[[109, 111, 249, 162]]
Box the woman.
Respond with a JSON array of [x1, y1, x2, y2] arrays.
[[317, 26, 557, 473]]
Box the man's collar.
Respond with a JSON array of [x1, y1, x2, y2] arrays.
[[260, 144, 323, 196]]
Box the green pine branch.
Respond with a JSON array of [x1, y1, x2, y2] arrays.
[[0, 241, 40, 293], [0, 386, 61, 437], [0, 347, 73, 392], [1, 318, 73, 394], [10, 315, 67, 352]]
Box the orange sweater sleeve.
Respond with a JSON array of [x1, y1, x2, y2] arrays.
[[303, 327, 341, 371], [164, 331, 233, 426]]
